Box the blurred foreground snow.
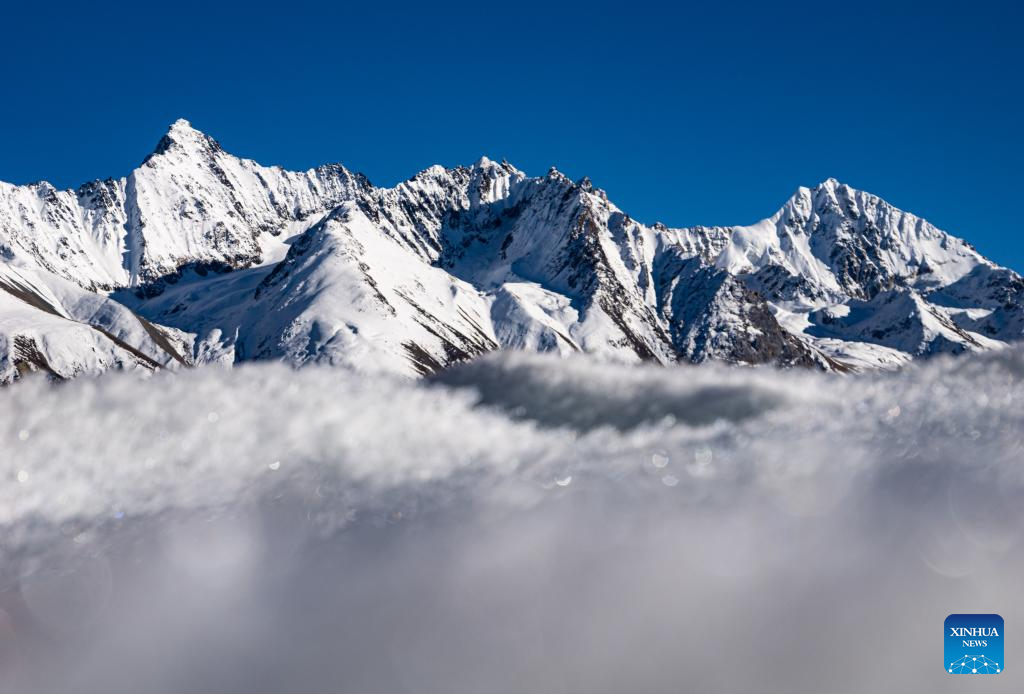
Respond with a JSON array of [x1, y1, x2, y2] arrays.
[[1, 351, 1023, 693]]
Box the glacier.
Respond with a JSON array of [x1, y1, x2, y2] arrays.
[[1, 350, 1023, 693]]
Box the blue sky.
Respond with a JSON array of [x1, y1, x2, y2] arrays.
[[3, 1, 1022, 268]]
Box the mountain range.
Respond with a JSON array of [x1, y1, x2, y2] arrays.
[[1, 118, 1021, 383]]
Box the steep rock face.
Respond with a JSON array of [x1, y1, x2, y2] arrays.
[[0, 120, 368, 294], [0, 120, 1020, 382], [127, 121, 367, 288], [0, 179, 130, 291], [434, 167, 676, 363], [654, 254, 828, 367]]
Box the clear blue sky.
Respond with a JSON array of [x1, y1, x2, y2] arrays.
[[3, 1, 1022, 268]]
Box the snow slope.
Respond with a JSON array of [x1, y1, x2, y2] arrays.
[[1, 120, 1020, 381]]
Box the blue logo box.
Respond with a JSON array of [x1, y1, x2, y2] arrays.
[[945, 614, 1003, 674]]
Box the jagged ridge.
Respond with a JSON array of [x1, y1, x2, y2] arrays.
[[0, 120, 1020, 382]]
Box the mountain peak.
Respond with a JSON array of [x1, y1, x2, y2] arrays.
[[467, 155, 523, 177], [145, 118, 221, 163], [775, 178, 856, 221], [162, 117, 211, 145], [168, 117, 196, 133], [462, 156, 525, 206]]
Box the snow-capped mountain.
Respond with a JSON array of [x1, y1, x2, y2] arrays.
[[0, 119, 1020, 382]]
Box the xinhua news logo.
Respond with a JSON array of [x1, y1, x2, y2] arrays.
[[945, 614, 1003, 674]]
